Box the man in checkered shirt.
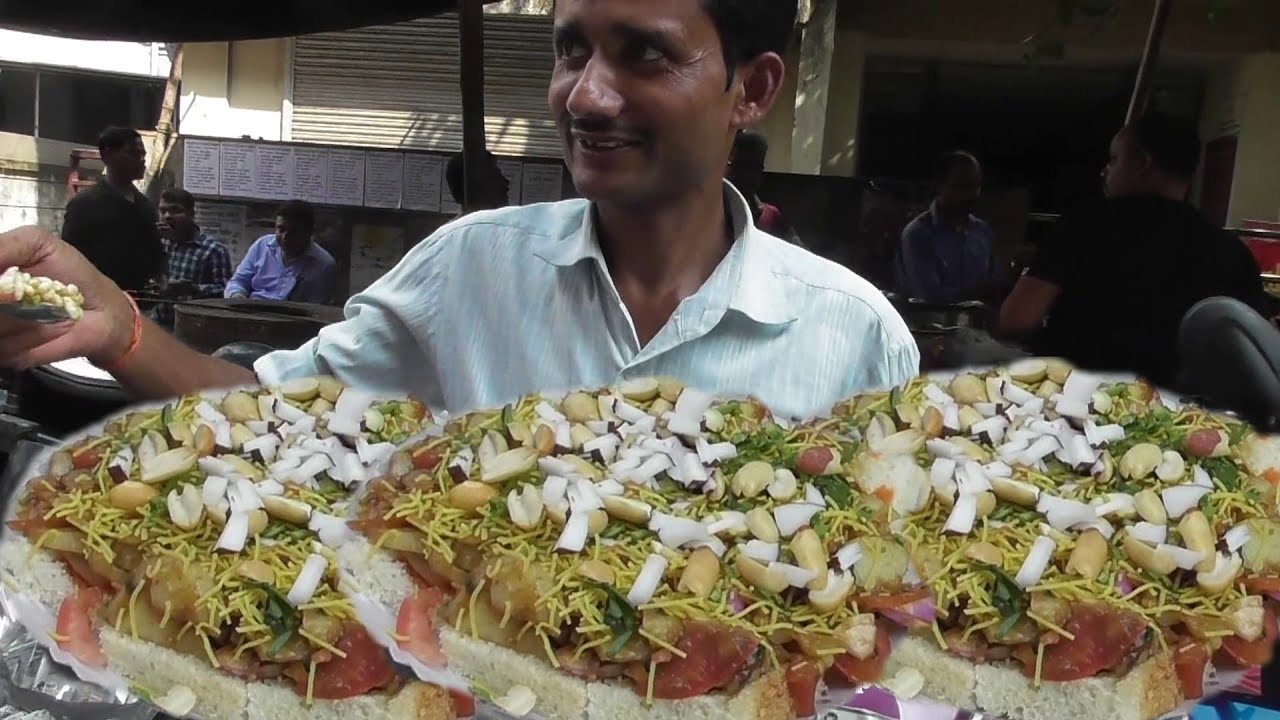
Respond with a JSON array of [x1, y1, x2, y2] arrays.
[[152, 188, 232, 326]]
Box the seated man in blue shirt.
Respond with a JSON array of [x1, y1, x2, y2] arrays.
[[895, 151, 993, 304], [225, 200, 337, 304]]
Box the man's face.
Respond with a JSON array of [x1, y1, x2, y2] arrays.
[[938, 162, 982, 216], [105, 138, 147, 181], [548, 0, 752, 208], [159, 201, 193, 235], [275, 216, 312, 254], [1102, 129, 1148, 199]]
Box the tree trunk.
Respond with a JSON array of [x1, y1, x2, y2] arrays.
[[141, 43, 185, 196]]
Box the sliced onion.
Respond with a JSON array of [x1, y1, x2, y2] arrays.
[[627, 554, 669, 605], [1161, 484, 1212, 520], [1015, 536, 1057, 588], [727, 591, 748, 614], [1159, 544, 1205, 571], [287, 554, 329, 606], [1192, 466, 1214, 489], [836, 541, 864, 571], [881, 597, 938, 627], [555, 510, 590, 553], [930, 458, 958, 488], [309, 512, 353, 547], [696, 438, 737, 464], [926, 439, 964, 460], [1115, 573, 1136, 596], [943, 494, 978, 535], [769, 561, 817, 589], [215, 511, 249, 553], [773, 503, 823, 538], [1224, 523, 1252, 553], [1131, 521, 1168, 545], [1037, 495, 1096, 531], [674, 388, 714, 422]]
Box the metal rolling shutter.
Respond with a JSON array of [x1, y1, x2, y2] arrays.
[[291, 13, 561, 158]]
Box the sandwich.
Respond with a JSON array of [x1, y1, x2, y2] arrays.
[[833, 358, 1278, 720], [0, 377, 462, 720], [340, 378, 926, 720]]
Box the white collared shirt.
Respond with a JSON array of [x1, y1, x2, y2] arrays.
[[255, 183, 919, 420]]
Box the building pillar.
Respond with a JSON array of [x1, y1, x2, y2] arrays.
[[790, 0, 837, 176]]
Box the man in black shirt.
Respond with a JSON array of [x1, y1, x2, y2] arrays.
[[60, 127, 165, 293], [998, 111, 1267, 389]]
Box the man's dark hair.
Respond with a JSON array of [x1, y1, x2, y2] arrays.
[[97, 126, 141, 156], [1127, 110, 1201, 183], [445, 150, 498, 203], [160, 188, 196, 212], [936, 150, 981, 184], [733, 131, 769, 167], [276, 199, 315, 233], [702, 0, 799, 88]]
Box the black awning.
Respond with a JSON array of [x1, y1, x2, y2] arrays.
[[0, 0, 462, 42]]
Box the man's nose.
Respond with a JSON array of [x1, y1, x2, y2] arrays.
[[565, 58, 624, 120]]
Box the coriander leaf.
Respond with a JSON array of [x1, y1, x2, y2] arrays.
[[1228, 422, 1250, 445], [811, 513, 831, 539], [252, 582, 301, 655], [812, 476, 853, 509], [1201, 457, 1240, 491], [978, 563, 1027, 639], [589, 583, 639, 658]]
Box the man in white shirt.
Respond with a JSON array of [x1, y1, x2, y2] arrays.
[[0, 0, 917, 420]]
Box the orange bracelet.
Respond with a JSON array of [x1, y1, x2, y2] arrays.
[[100, 292, 143, 372]]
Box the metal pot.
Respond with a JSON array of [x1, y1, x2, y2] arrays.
[[17, 357, 131, 437]]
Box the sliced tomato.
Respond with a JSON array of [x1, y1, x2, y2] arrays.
[[397, 587, 448, 667], [829, 622, 892, 685], [1243, 576, 1280, 594], [1217, 605, 1277, 668], [450, 690, 476, 717], [1172, 640, 1209, 699], [70, 444, 103, 470], [410, 446, 442, 470], [1023, 603, 1147, 682], [635, 621, 759, 700], [853, 586, 932, 613], [300, 624, 397, 700], [785, 659, 822, 718], [55, 586, 107, 668]]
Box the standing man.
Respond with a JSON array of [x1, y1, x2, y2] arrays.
[[224, 200, 337, 304], [726, 131, 799, 244], [998, 111, 1266, 389], [152, 188, 233, 326], [60, 127, 165, 293], [444, 150, 511, 218], [0, 0, 917, 422], [895, 151, 993, 304]]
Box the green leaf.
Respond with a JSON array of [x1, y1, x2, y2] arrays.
[[590, 582, 639, 658], [978, 563, 1027, 639], [1201, 457, 1240, 491], [252, 582, 300, 655], [811, 513, 831, 539], [812, 476, 853, 509]]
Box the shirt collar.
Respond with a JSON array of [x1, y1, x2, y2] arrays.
[[534, 180, 796, 326], [929, 200, 979, 231]]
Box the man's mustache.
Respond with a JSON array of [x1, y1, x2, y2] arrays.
[[567, 117, 647, 140]]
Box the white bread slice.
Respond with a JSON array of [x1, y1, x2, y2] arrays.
[[882, 633, 977, 708], [585, 665, 793, 720], [439, 625, 588, 720], [0, 534, 74, 609], [98, 627, 248, 720], [973, 650, 1182, 720], [336, 538, 416, 611], [246, 677, 454, 720]]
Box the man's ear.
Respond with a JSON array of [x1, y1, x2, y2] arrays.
[[731, 52, 786, 129]]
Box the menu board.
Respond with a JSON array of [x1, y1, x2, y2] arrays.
[[402, 154, 444, 212], [364, 152, 404, 209], [182, 139, 220, 196], [183, 138, 557, 215], [326, 149, 366, 207]]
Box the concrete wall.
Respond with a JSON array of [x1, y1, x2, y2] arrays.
[[1197, 53, 1280, 226], [179, 40, 287, 141], [0, 30, 170, 77]]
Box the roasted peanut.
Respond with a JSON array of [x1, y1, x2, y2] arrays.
[[678, 547, 720, 598], [1178, 511, 1216, 573], [577, 559, 615, 584], [731, 461, 774, 498], [1119, 444, 1162, 480], [108, 481, 158, 513], [1066, 529, 1109, 581], [602, 496, 651, 525], [790, 529, 828, 591], [746, 507, 780, 543], [237, 559, 276, 584], [964, 541, 1003, 566], [1134, 489, 1168, 525], [734, 554, 788, 594], [449, 481, 499, 514]]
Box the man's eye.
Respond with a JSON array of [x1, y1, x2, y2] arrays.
[[624, 43, 665, 63], [556, 40, 587, 60]]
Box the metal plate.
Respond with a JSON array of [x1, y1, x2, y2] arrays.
[[0, 305, 71, 325]]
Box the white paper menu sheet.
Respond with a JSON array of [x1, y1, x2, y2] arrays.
[[521, 163, 564, 205], [253, 145, 295, 201], [326, 149, 367, 207], [402, 154, 444, 212], [293, 147, 329, 205], [218, 142, 258, 198], [182, 139, 220, 196], [364, 152, 404, 209]]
